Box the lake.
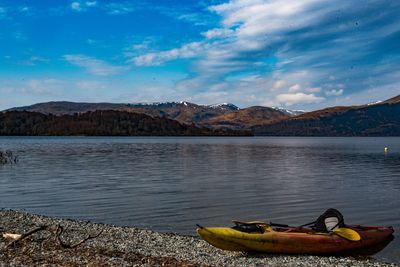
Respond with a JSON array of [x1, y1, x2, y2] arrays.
[[0, 136, 399, 263]]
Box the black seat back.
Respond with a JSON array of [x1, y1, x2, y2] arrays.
[[313, 208, 345, 232]]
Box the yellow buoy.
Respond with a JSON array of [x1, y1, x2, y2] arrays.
[[384, 147, 388, 153]]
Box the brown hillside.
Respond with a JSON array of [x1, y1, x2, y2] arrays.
[[252, 95, 400, 136], [200, 106, 289, 130], [382, 95, 400, 104], [7, 101, 239, 126], [0, 110, 251, 136]]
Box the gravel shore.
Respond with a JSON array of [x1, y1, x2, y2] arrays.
[[0, 209, 397, 267]]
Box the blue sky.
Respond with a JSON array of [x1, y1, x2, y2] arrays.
[[1, 0, 399, 111]]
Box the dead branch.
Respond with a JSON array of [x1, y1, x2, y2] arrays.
[[56, 225, 103, 249], [5, 225, 48, 248], [2, 224, 103, 250]]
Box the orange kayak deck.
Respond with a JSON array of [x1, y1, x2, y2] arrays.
[[197, 225, 394, 256]]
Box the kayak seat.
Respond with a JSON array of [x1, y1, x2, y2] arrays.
[[312, 208, 346, 232]]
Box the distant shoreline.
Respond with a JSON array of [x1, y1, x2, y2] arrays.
[[0, 209, 397, 266], [3, 95, 400, 136], [0, 110, 252, 137]]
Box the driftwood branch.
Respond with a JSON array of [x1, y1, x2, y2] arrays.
[[5, 225, 48, 248], [56, 225, 103, 249], [2, 224, 103, 250]]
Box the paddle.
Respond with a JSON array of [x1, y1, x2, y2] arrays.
[[332, 227, 361, 241], [231, 220, 361, 241]]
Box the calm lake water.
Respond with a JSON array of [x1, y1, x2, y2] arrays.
[[0, 136, 399, 263]]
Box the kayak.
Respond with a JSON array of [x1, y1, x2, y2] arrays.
[[197, 222, 394, 256]]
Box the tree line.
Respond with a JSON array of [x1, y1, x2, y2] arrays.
[[0, 110, 252, 136]]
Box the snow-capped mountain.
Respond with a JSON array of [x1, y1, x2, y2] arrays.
[[6, 101, 284, 129], [207, 103, 240, 110], [272, 107, 305, 116], [4, 94, 399, 135]]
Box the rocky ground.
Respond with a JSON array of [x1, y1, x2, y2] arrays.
[[0, 209, 398, 266]]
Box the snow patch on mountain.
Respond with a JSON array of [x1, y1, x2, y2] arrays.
[[208, 103, 239, 110], [366, 100, 382, 106], [272, 107, 305, 116]]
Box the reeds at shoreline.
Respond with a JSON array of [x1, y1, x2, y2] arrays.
[[0, 150, 18, 165]]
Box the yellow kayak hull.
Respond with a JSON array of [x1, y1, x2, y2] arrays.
[[197, 225, 394, 255]]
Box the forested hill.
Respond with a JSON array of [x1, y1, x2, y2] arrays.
[[6, 101, 295, 130], [0, 110, 251, 136], [252, 99, 400, 136]]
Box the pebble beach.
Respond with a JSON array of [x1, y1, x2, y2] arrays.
[[0, 209, 398, 267]]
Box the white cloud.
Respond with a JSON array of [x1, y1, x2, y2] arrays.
[[288, 84, 321, 94], [19, 56, 50, 66], [306, 87, 321, 93], [71, 1, 97, 12], [325, 89, 344, 96], [190, 91, 230, 104], [288, 84, 301, 92], [71, 2, 82, 11], [272, 80, 287, 90], [202, 28, 235, 39], [68, 1, 138, 15], [18, 6, 32, 14], [76, 80, 106, 90], [126, 37, 158, 54], [210, 0, 329, 38], [125, 0, 399, 109], [129, 0, 343, 102], [104, 3, 135, 15], [131, 43, 149, 51], [276, 92, 325, 106], [0, 79, 64, 96], [64, 54, 127, 76], [132, 42, 205, 66], [114, 85, 181, 104], [26, 79, 63, 94], [86, 1, 97, 7], [177, 13, 208, 26]]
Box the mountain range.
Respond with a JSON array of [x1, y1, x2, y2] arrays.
[[3, 94, 400, 136], [6, 101, 301, 130]]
